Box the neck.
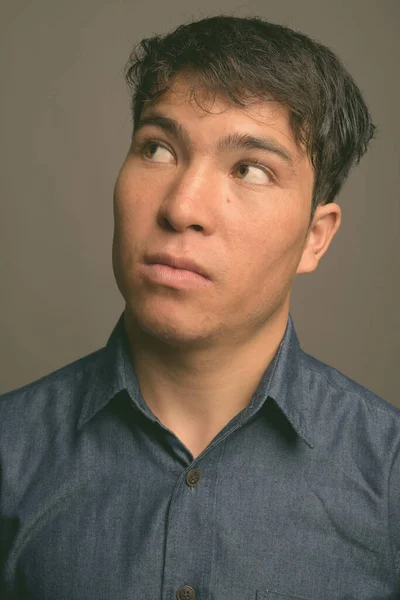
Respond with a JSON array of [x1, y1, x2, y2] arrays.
[[123, 305, 289, 456]]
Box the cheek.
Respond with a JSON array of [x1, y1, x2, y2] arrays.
[[235, 211, 307, 281], [114, 170, 154, 244], [114, 169, 139, 218]]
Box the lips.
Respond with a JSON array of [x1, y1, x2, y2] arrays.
[[145, 252, 210, 279]]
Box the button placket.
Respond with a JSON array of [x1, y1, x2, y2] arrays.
[[162, 447, 223, 600]]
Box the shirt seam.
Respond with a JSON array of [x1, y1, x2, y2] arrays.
[[303, 363, 397, 418]]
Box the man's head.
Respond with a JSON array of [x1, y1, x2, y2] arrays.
[[124, 15, 375, 222], [112, 15, 375, 349]]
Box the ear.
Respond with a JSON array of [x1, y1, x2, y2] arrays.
[[296, 202, 342, 275]]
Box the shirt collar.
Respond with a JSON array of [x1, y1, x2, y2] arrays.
[[77, 312, 129, 430], [266, 314, 314, 448], [78, 311, 314, 448]]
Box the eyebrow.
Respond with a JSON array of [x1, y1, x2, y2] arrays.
[[134, 112, 295, 167]]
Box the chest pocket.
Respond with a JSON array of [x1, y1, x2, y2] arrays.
[[256, 591, 312, 600]]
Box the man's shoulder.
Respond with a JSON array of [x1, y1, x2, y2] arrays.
[[300, 348, 400, 430], [0, 346, 105, 413], [299, 348, 400, 569]]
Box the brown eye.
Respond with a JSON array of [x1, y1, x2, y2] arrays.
[[236, 165, 249, 178], [144, 143, 158, 158], [234, 163, 272, 184], [143, 142, 174, 163]]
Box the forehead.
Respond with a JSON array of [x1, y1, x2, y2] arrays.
[[142, 73, 305, 161], [148, 74, 287, 125]]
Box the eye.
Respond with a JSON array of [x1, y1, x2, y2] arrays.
[[234, 163, 273, 185], [143, 141, 174, 163]]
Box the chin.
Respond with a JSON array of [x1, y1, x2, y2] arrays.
[[125, 301, 220, 350]]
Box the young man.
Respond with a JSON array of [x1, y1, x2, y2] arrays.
[[1, 14, 399, 600]]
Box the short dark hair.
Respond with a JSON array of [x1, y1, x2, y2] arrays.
[[124, 14, 375, 221]]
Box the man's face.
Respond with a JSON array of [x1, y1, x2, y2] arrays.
[[112, 74, 315, 348]]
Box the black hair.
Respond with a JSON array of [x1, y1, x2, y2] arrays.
[[124, 14, 375, 221]]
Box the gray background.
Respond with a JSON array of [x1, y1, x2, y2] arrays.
[[1, 0, 399, 407]]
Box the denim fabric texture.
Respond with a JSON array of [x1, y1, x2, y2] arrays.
[[1, 312, 400, 600]]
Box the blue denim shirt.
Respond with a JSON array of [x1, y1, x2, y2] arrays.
[[1, 312, 400, 600]]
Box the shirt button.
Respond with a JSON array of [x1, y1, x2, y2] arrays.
[[176, 585, 195, 599], [186, 468, 201, 487]]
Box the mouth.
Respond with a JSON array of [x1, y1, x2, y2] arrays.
[[141, 252, 212, 289], [144, 252, 210, 279]]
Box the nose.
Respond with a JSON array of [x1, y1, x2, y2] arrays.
[[156, 163, 219, 234]]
